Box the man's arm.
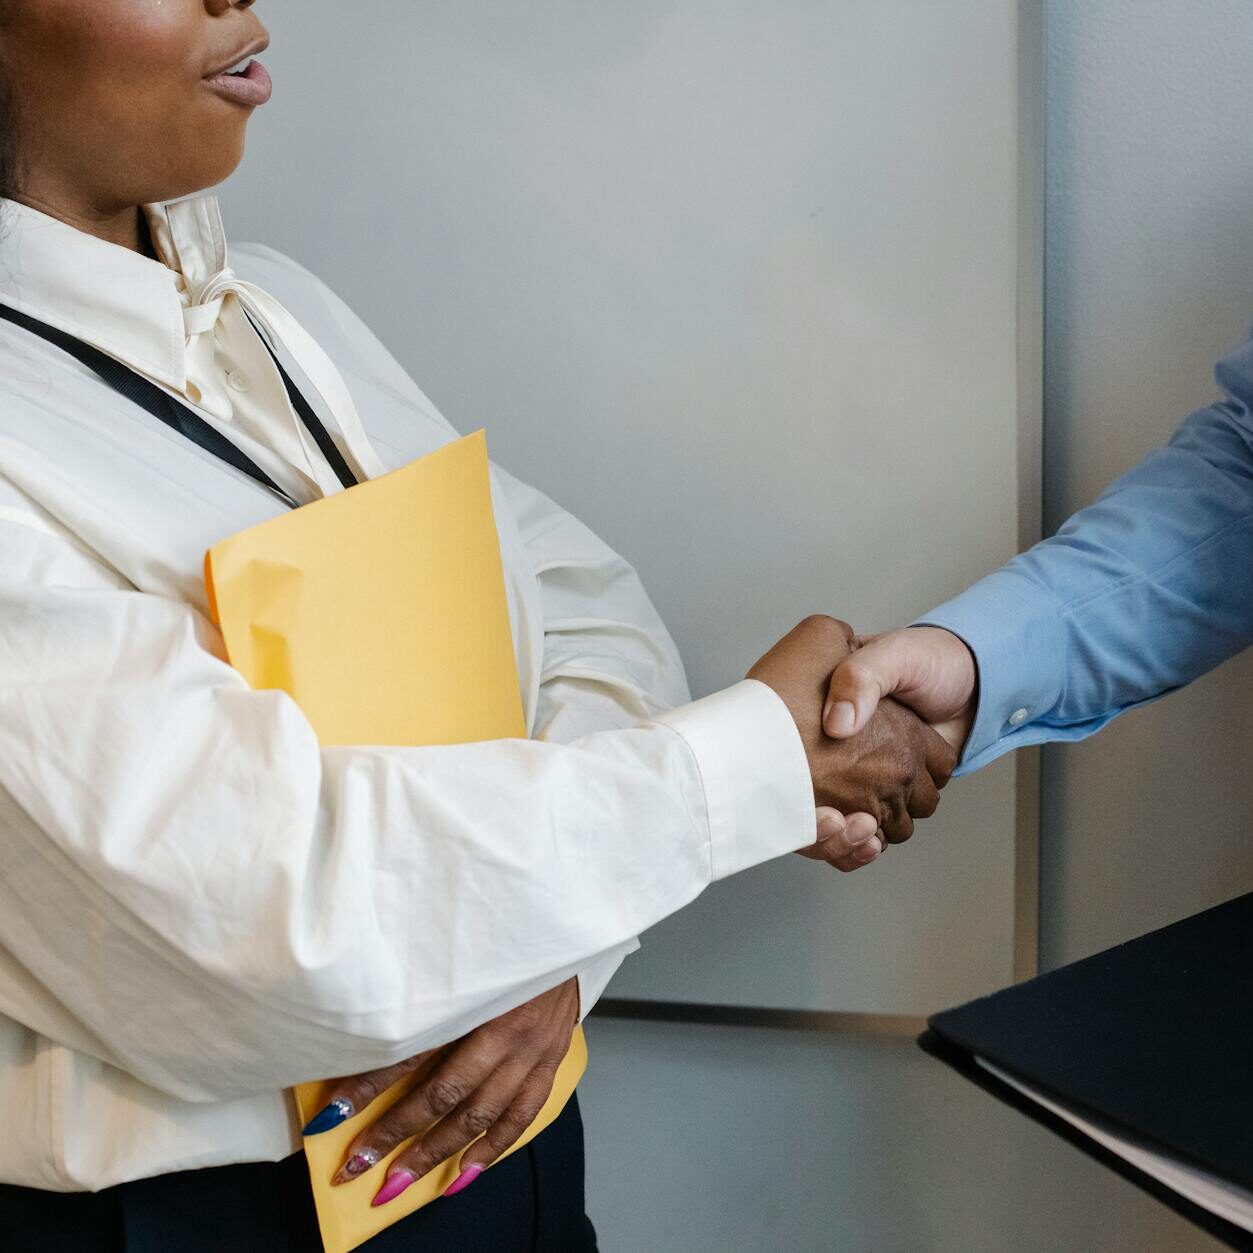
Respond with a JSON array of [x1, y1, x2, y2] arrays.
[[825, 332, 1253, 773]]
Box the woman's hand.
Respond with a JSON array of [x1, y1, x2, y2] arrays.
[[303, 978, 580, 1206]]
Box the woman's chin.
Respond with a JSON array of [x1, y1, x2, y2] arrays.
[[161, 143, 249, 202]]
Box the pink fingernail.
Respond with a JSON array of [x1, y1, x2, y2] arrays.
[[443, 1163, 485, 1197], [371, 1168, 416, 1208]]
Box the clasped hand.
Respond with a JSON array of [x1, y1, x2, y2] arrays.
[[747, 615, 962, 869]]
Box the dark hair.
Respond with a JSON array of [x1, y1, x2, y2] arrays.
[[0, 5, 18, 208], [0, 76, 16, 205]]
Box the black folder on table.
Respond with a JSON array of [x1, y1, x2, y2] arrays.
[[920, 892, 1253, 1250]]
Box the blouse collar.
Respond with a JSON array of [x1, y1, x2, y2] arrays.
[[0, 193, 230, 392]]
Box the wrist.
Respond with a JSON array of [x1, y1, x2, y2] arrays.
[[913, 569, 1065, 768]]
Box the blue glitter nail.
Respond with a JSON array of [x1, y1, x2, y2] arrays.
[[302, 1098, 353, 1136]]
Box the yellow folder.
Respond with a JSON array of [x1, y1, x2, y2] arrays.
[[204, 430, 587, 1253]]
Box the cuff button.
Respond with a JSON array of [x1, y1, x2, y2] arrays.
[[1008, 707, 1030, 727]]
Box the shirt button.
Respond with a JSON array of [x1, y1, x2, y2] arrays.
[[1008, 707, 1030, 727], [227, 369, 251, 392]]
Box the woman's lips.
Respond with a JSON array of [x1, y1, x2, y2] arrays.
[[204, 58, 272, 107]]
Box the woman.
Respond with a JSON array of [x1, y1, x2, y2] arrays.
[[0, 2, 949, 1249]]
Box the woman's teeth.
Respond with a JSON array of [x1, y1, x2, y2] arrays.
[[224, 57, 253, 76]]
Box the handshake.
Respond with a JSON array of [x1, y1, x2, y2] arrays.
[[746, 615, 979, 873]]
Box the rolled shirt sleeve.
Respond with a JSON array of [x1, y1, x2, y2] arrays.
[[918, 333, 1253, 774], [0, 513, 812, 1103]]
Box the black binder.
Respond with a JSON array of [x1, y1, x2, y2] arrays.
[[920, 892, 1253, 1250]]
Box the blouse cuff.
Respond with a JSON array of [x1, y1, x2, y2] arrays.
[[655, 679, 814, 881]]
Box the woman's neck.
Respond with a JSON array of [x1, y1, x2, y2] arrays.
[[11, 186, 158, 259]]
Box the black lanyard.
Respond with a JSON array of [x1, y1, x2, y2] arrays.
[[0, 300, 360, 510]]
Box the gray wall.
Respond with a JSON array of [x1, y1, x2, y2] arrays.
[[580, 3, 1248, 1248], [1040, 0, 1253, 971]]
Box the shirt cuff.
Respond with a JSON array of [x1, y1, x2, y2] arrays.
[[575, 940, 640, 1021], [914, 567, 1066, 773], [655, 679, 814, 881]]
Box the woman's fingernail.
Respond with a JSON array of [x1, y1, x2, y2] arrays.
[[333, 1148, 380, 1185], [822, 700, 834, 730], [444, 1163, 485, 1197], [302, 1098, 353, 1136], [371, 1168, 416, 1208], [854, 836, 883, 863]]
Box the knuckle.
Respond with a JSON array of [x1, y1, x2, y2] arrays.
[[369, 1113, 412, 1152], [509, 999, 543, 1034], [798, 613, 847, 641], [530, 1060, 560, 1091], [400, 1143, 443, 1178], [425, 1075, 470, 1116], [841, 658, 870, 688], [348, 1073, 386, 1105], [394, 1051, 431, 1077], [518, 1088, 550, 1126], [458, 1104, 500, 1136], [347, 1055, 423, 1107], [488, 1107, 534, 1151], [913, 794, 939, 819]]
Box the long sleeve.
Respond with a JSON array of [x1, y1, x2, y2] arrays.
[[919, 333, 1253, 774], [491, 463, 693, 1018], [264, 244, 700, 1019], [0, 503, 812, 1104]]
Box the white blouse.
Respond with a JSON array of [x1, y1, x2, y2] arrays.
[[0, 194, 813, 1190]]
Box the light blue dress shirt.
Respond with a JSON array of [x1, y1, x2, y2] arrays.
[[920, 331, 1253, 776]]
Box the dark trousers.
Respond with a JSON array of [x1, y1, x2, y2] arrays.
[[0, 1095, 596, 1253]]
